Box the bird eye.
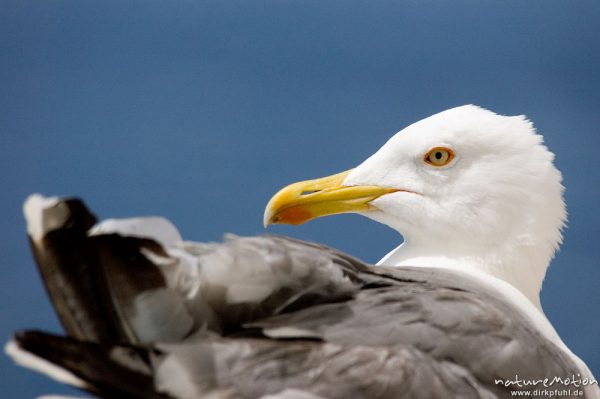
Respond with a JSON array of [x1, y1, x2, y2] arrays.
[[424, 147, 455, 167]]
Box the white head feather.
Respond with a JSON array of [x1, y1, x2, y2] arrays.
[[344, 105, 566, 309]]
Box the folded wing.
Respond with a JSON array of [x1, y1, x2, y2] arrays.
[[7, 195, 580, 399]]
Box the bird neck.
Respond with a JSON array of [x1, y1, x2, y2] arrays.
[[378, 237, 550, 311]]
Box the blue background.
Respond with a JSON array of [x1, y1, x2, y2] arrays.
[[1, 1, 599, 397]]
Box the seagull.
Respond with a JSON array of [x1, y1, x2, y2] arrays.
[[6, 105, 598, 399]]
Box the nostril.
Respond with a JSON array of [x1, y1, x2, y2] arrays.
[[301, 190, 320, 196]]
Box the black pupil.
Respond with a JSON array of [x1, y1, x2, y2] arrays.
[[435, 151, 443, 160]]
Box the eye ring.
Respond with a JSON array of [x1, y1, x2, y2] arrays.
[[424, 147, 455, 167]]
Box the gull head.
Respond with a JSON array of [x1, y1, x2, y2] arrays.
[[265, 105, 566, 307]]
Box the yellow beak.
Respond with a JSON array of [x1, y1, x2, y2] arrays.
[[263, 169, 397, 227]]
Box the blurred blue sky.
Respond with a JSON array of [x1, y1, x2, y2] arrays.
[[1, 1, 599, 397]]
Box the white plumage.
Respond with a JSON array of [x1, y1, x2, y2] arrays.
[[347, 105, 564, 308]]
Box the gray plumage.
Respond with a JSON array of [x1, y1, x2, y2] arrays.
[[7, 197, 581, 399]]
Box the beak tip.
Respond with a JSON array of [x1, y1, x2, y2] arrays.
[[263, 208, 274, 228], [263, 169, 361, 228]]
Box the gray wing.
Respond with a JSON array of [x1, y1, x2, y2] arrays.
[[7, 196, 580, 399], [23, 197, 363, 343], [13, 330, 496, 399], [250, 266, 581, 397]]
